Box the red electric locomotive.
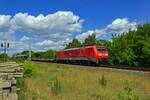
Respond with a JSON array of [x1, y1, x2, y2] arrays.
[[56, 45, 108, 65]]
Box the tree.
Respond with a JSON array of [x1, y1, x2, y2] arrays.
[[96, 40, 111, 46], [43, 50, 56, 59], [65, 38, 82, 49], [0, 53, 9, 62], [108, 23, 150, 66], [84, 34, 96, 46]]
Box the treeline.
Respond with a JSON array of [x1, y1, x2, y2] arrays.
[[65, 24, 150, 67], [13, 49, 56, 60], [108, 24, 150, 66], [32, 50, 56, 59], [65, 34, 109, 49]]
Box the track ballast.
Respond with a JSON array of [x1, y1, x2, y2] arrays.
[[32, 58, 150, 72]]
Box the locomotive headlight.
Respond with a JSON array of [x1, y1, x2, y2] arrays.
[[98, 53, 102, 56], [105, 54, 108, 56]]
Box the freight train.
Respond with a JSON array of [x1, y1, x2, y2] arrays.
[[56, 45, 109, 65]]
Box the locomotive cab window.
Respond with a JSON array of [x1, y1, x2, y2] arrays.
[[97, 47, 107, 51]]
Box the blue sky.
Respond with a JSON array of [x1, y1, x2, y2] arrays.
[[0, 0, 150, 30], [0, 0, 149, 54]]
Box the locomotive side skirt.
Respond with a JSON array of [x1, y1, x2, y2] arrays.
[[56, 57, 97, 62]]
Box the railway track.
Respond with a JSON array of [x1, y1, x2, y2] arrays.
[[100, 65, 150, 72], [0, 62, 23, 100], [32, 59, 150, 72]]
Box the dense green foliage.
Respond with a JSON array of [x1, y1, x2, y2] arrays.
[[108, 24, 150, 66], [65, 34, 97, 48], [84, 34, 97, 46], [32, 49, 56, 59], [65, 38, 82, 49], [0, 53, 9, 62], [65, 24, 150, 66], [23, 61, 37, 77]]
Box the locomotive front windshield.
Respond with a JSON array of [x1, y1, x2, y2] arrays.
[[97, 47, 107, 51]]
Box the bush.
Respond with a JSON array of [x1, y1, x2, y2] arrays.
[[107, 57, 114, 65], [23, 68, 33, 77], [51, 78, 61, 95], [99, 74, 107, 87], [22, 61, 36, 77]]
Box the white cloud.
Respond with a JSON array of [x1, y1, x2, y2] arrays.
[[20, 36, 30, 42], [106, 18, 137, 34], [0, 15, 15, 41], [12, 11, 82, 40], [0, 15, 12, 31], [36, 40, 54, 46], [0, 11, 83, 38], [0, 13, 138, 55], [0, 11, 83, 54], [76, 29, 103, 41], [76, 30, 94, 41], [35, 39, 69, 50], [76, 18, 137, 40]]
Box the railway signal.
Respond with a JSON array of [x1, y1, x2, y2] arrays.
[[1, 42, 9, 62]]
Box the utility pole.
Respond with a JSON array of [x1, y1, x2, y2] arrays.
[[1, 41, 9, 62], [28, 40, 32, 61]]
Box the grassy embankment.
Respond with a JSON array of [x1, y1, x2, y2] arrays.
[[18, 61, 150, 100]]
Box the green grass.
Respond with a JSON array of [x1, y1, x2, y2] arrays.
[[19, 61, 150, 100]]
